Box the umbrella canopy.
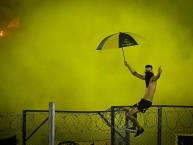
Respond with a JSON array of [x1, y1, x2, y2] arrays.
[[96, 32, 138, 50], [96, 32, 139, 61]]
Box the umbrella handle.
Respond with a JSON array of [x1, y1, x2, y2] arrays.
[[121, 47, 126, 62]]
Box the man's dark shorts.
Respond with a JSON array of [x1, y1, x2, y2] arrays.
[[133, 99, 152, 113]]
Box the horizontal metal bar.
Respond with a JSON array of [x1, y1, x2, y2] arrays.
[[23, 110, 110, 113], [111, 105, 193, 108], [23, 105, 193, 113]]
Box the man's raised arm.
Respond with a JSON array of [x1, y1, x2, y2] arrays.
[[153, 66, 162, 81], [124, 61, 145, 80]]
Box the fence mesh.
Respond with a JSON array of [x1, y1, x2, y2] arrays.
[[24, 111, 49, 145], [111, 106, 193, 145], [23, 111, 111, 145], [162, 107, 193, 145], [0, 106, 193, 145], [0, 113, 22, 144], [111, 107, 159, 145]]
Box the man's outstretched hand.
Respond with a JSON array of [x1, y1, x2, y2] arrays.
[[158, 66, 162, 73]]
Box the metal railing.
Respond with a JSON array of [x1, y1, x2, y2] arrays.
[[110, 105, 193, 145], [0, 105, 193, 145], [22, 109, 111, 145]]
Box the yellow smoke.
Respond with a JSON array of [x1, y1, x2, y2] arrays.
[[0, 0, 193, 112]]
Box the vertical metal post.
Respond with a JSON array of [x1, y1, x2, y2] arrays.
[[158, 106, 162, 145], [22, 110, 27, 145], [125, 109, 130, 145], [111, 106, 115, 145], [49, 102, 55, 145]]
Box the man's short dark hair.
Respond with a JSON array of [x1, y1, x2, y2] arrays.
[[145, 65, 153, 69]]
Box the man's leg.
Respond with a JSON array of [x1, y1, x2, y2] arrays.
[[128, 107, 144, 137], [129, 112, 137, 130], [133, 112, 137, 118], [128, 107, 141, 129]]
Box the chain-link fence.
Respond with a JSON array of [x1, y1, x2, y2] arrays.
[[0, 105, 193, 145], [110, 106, 159, 145], [0, 112, 22, 144], [111, 106, 193, 145], [162, 106, 193, 145], [22, 110, 111, 145]]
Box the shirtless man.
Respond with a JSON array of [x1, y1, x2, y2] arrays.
[[124, 60, 162, 137]]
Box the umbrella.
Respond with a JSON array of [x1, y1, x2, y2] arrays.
[[96, 32, 139, 61]]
